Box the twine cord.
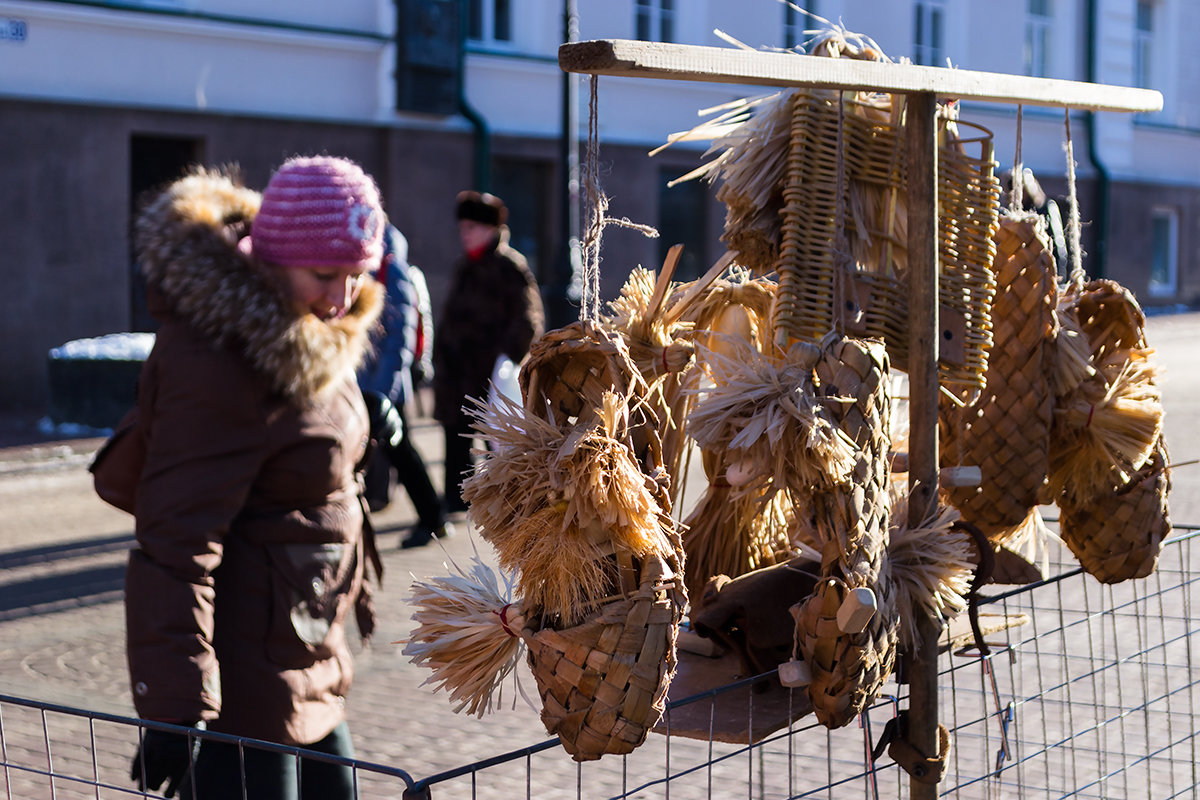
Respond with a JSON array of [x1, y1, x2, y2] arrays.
[[831, 90, 850, 334], [581, 77, 604, 322], [1064, 108, 1086, 291], [581, 76, 658, 323], [1011, 105, 1024, 211]]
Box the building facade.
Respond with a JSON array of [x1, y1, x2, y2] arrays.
[[2, 0, 1197, 414]]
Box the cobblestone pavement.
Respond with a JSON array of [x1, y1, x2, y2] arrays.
[[1, 312, 1198, 798]]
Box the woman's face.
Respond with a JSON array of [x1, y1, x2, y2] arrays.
[[271, 263, 370, 321], [458, 219, 496, 254]]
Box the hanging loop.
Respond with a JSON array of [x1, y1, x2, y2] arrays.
[[1063, 108, 1086, 291]]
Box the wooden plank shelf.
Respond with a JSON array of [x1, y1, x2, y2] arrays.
[[559, 39, 1162, 113]]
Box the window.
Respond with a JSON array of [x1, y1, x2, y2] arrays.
[[467, 0, 511, 44], [913, 1, 945, 67], [658, 167, 708, 281], [636, 0, 675, 44], [1134, 0, 1154, 89], [785, 3, 816, 50], [493, 158, 550, 285], [1149, 207, 1178, 297], [1025, 0, 1052, 77]]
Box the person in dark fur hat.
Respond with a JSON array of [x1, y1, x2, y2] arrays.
[[430, 190, 545, 527], [123, 156, 386, 800]]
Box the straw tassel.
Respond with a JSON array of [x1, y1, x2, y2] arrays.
[[399, 553, 526, 718]]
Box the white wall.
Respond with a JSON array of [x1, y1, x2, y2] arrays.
[[0, 0, 391, 120], [0, 0, 1193, 175]]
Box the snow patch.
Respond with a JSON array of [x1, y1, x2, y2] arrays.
[[48, 333, 155, 361]]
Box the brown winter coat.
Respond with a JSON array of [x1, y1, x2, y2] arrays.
[[123, 169, 383, 746], [431, 229, 544, 422]]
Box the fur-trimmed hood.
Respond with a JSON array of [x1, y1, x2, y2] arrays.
[[134, 167, 383, 403]]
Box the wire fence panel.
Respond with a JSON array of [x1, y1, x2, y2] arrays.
[[2, 528, 1197, 799], [406, 527, 1200, 800], [943, 526, 1200, 800], [0, 697, 419, 800]]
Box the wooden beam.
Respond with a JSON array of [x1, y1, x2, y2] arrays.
[[559, 39, 1162, 113], [905, 91, 944, 800]]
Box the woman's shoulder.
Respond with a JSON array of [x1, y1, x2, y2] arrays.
[[149, 320, 269, 403]]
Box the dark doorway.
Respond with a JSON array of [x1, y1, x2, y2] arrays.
[[129, 135, 204, 332]]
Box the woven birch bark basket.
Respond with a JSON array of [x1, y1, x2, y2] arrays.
[[1050, 279, 1169, 583], [792, 334, 898, 728], [939, 212, 1056, 543], [512, 321, 687, 761]]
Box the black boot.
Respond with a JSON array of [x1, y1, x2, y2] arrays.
[[400, 520, 456, 549]]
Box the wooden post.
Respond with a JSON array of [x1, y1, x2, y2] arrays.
[[905, 90, 942, 799]]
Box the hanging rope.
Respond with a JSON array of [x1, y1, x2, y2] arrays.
[[1011, 105, 1024, 211], [831, 90, 850, 335], [1063, 108, 1086, 291], [580, 76, 658, 322]]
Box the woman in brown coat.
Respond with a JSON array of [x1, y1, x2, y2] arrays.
[[430, 191, 544, 525], [124, 156, 386, 799]]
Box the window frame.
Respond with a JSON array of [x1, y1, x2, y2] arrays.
[[784, 3, 816, 51], [1133, 0, 1155, 90], [636, 0, 676, 44], [1024, 0, 1053, 78], [913, 0, 946, 67], [1148, 206, 1179, 298], [467, 0, 513, 46]]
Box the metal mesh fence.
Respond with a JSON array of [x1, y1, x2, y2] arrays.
[[2, 527, 1196, 799]]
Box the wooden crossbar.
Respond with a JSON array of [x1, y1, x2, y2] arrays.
[[559, 39, 1163, 113]]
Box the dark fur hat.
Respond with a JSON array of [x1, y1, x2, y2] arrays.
[[455, 190, 507, 226]]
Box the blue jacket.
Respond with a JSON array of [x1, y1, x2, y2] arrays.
[[359, 224, 419, 405]]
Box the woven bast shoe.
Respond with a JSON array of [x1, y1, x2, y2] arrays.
[[939, 212, 1057, 544], [793, 333, 898, 729]]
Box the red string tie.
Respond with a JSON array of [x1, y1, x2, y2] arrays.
[[497, 604, 518, 638]]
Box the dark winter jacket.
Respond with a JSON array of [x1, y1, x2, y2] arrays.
[[124, 169, 383, 747], [431, 228, 544, 422]]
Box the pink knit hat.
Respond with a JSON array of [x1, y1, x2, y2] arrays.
[[244, 155, 385, 269]]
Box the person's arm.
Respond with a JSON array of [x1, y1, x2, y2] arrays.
[[125, 335, 268, 725], [409, 264, 435, 385]]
